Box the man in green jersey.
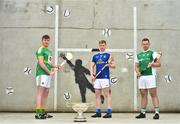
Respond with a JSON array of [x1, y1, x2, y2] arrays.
[[35, 35, 63, 119], [135, 38, 161, 120]]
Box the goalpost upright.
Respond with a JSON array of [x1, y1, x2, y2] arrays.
[[54, 5, 59, 111], [133, 6, 138, 111]]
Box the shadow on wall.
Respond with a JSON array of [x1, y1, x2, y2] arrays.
[[62, 57, 95, 103]]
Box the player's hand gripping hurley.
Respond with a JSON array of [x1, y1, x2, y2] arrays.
[[94, 56, 114, 79], [54, 52, 73, 72]]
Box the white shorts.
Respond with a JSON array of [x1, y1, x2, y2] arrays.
[[138, 75, 156, 89], [94, 79, 110, 89], [36, 75, 52, 88]]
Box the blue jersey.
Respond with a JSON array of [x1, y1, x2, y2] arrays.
[[92, 52, 110, 79]]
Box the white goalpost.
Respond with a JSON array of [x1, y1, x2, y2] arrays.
[[54, 5, 59, 111], [54, 5, 138, 111], [133, 6, 138, 111]]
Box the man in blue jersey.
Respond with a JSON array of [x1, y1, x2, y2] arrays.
[[90, 40, 116, 118]]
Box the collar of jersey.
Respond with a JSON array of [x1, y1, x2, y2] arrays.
[[143, 49, 150, 53], [41, 45, 48, 49], [99, 51, 107, 54]]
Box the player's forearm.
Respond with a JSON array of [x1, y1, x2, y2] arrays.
[[152, 62, 161, 67], [90, 64, 95, 76], [90, 67, 94, 76], [90, 62, 95, 76], [39, 61, 51, 74], [135, 65, 140, 74]]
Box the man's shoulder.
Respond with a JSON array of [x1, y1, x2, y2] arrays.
[[36, 46, 44, 54], [137, 51, 143, 56], [104, 52, 110, 55], [92, 53, 99, 61], [148, 49, 154, 53], [93, 53, 99, 57]]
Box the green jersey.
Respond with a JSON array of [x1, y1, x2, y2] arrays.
[[136, 50, 157, 76], [35, 46, 53, 77]]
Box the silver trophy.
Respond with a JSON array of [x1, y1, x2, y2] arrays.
[[64, 92, 93, 122], [66, 102, 93, 122]]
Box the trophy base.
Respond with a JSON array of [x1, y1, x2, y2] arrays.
[[74, 119, 87, 122], [74, 113, 87, 122]]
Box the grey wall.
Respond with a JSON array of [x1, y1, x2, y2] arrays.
[[0, 0, 180, 112]]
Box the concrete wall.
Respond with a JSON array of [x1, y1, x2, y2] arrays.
[[0, 0, 180, 112]]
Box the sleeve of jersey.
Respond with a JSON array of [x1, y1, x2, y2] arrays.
[[135, 55, 139, 63], [92, 55, 96, 63], [37, 48, 44, 57], [152, 52, 158, 60], [107, 54, 112, 63]]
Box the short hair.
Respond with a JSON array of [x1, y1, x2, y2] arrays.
[[42, 35, 50, 40], [99, 40, 106, 45], [142, 38, 150, 43]]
